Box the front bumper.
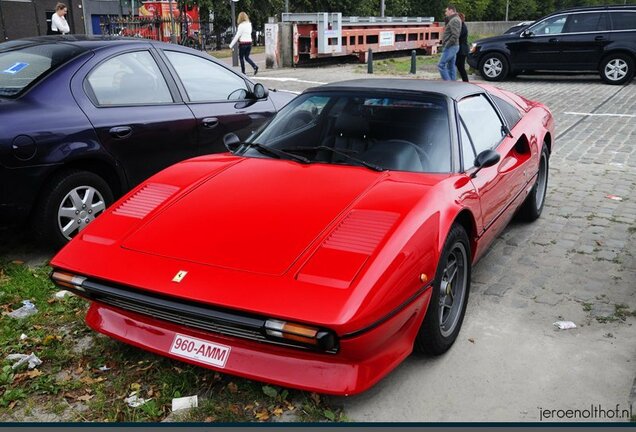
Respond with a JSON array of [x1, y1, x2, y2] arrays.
[[85, 288, 431, 395], [467, 53, 480, 69]]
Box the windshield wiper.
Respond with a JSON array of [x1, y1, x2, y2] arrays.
[[280, 145, 385, 172], [232, 142, 311, 164]]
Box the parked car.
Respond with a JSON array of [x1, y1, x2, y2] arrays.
[[51, 79, 554, 395], [468, 5, 636, 84], [0, 36, 294, 247], [503, 21, 534, 34]]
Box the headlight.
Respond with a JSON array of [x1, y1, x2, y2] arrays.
[[470, 43, 479, 53]]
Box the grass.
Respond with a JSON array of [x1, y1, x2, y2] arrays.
[[0, 261, 343, 422]]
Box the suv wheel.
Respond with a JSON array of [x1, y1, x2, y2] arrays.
[[32, 170, 114, 248], [479, 53, 509, 81], [600, 54, 635, 85]]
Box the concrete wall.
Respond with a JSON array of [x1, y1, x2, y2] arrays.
[[466, 20, 527, 37]]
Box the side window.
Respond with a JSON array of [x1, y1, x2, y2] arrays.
[[460, 121, 476, 170], [458, 95, 505, 154], [492, 95, 522, 128], [564, 13, 605, 33], [530, 15, 566, 35], [86, 51, 173, 106], [610, 12, 636, 31], [164, 51, 247, 102]]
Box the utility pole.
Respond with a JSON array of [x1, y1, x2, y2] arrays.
[[380, 0, 385, 17], [231, 0, 238, 67], [505, 0, 509, 22], [285, 0, 289, 14], [168, 0, 177, 43]]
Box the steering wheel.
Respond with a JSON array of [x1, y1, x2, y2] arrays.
[[378, 139, 432, 169]]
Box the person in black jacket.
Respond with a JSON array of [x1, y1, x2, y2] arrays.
[[455, 12, 470, 82]]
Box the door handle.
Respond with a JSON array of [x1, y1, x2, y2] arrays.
[[108, 126, 132, 139], [548, 38, 559, 43], [594, 36, 605, 41], [202, 117, 219, 129]]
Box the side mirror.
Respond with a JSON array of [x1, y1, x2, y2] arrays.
[[253, 83, 269, 99], [470, 149, 500, 178], [521, 29, 533, 38], [223, 133, 241, 153]]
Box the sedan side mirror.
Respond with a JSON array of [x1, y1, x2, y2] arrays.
[[470, 149, 500, 178], [253, 83, 269, 99], [224, 133, 241, 153], [521, 29, 533, 38]]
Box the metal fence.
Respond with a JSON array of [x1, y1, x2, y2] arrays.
[[99, 16, 211, 50]]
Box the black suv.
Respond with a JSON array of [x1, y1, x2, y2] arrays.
[[468, 5, 636, 84]]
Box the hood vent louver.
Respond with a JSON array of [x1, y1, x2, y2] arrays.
[[323, 210, 399, 255], [113, 183, 180, 219]]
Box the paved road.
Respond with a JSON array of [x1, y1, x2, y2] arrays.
[[1, 61, 634, 422]]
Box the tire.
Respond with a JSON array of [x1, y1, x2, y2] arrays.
[[414, 224, 471, 355], [479, 53, 509, 81], [32, 170, 114, 249], [600, 54, 635, 85], [518, 144, 549, 221]]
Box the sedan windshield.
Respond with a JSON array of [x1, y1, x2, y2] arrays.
[[246, 91, 452, 173], [0, 43, 86, 97]]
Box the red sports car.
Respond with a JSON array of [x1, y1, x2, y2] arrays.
[[51, 79, 554, 395]]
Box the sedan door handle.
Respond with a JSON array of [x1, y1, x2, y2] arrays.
[[108, 126, 132, 139], [548, 38, 559, 43], [202, 117, 219, 129], [594, 36, 605, 41]]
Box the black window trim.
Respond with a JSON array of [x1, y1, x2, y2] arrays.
[[608, 10, 636, 32], [83, 47, 182, 108]]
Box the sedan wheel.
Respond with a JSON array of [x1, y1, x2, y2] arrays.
[[600, 55, 635, 85], [415, 224, 471, 355], [479, 53, 509, 81], [33, 170, 114, 248], [57, 185, 107, 241]]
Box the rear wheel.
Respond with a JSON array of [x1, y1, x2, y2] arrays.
[[600, 54, 634, 85], [518, 145, 549, 221], [415, 224, 471, 355], [32, 170, 114, 249], [479, 53, 509, 81]]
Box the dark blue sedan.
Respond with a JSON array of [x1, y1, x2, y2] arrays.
[[0, 36, 294, 247]]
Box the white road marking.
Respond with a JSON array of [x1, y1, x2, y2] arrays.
[[254, 77, 328, 85], [564, 111, 636, 118]]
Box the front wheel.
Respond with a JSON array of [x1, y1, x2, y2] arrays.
[[32, 170, 114, 248], [600, 54, 635, 85], [479, 53, 509, 81], [415, 224, 471, 355]]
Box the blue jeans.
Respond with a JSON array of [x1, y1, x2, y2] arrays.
[[438, 45, 460, 81]]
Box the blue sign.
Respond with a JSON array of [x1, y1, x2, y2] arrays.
[[2, 62, 29, 74]]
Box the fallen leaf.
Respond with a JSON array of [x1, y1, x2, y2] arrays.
[[27, 369, 43, 379], [11, 260, 24, 265], [77, 394, 94, 402], [272, 407, 283, 417], [147, 388, 154, 397], [43, 335, 62, 345], [310, 392, 321, 405], [204, 416, 216, 422], [255, 409, 270, 421], [595, 240, 603, 246], [244, 404, 254, 411], [80, 376, 105, 385], [227, 382, 238, 394], [130, 382, 141, 392], [75, 367, 84, 375], [8, 400, 18, 410], [229, 404, 241, 415], [468, 338, 475, 344], [285, 402, 295, 411]]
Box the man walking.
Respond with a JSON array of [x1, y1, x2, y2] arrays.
[[438, 5, 461, 81]]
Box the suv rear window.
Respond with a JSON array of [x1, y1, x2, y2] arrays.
[[610, 12, 636, 31], [0, 43, 86, 97]]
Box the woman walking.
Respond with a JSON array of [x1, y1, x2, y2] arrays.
[[455, 12, 470, 82], [229, 12, 258, 76]]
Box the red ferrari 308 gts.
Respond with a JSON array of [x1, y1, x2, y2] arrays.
[[51, 79, 554, 395]]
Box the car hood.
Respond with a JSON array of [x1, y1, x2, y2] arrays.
[[475, 33, 518, 45], [121, 158, 385, 276]]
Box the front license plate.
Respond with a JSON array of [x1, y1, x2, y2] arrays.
[[169, 334, 231, 368]]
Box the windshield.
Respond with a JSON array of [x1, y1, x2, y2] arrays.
[[0, 43, 86, 97], [246, 91, 451, 173]]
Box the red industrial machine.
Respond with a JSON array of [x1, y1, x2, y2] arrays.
[[133, 1, 200, 44], [282, 13, 444, 64]]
